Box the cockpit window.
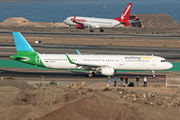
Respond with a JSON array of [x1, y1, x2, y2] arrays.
[[161, 60, 167, 62]]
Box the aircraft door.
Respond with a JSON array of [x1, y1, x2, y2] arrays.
[[152, 58, 156, 66], [119, 59, 124, 65]]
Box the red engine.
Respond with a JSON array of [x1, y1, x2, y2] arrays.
[[75, 24, 85, 29]]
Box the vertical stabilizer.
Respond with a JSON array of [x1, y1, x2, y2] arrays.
[[10, 32, 45, 67], [114, 3, 132, 24], [12, 32, 35, 55]]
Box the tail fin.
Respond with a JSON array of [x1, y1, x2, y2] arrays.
[[114, 3, 132, 24], [12, 32, 35, 55]]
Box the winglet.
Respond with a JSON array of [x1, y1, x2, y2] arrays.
[[76, 49, 81, 55], [66, 53, 74, 64]]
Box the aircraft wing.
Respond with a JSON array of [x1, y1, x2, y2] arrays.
[[71, 16, 100, 28], [66, 54, 108, 70], [74, 21, 100, 29]]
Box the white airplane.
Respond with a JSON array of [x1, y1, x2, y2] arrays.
[[63, 3, 140, 32], [10, 32, 173, 77]]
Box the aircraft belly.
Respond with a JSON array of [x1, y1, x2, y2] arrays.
[[100, 24, 112, 28], [43, 61, 76, 69], [117, 62, 151, 70]]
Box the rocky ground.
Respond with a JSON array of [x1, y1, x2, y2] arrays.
[[0, 79, 180, 120]]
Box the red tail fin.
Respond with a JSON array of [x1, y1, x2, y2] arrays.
[[114, 3, 132, 23]]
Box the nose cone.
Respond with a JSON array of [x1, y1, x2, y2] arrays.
[[168, 62, 173, 69], [63, 20, 68, 24]]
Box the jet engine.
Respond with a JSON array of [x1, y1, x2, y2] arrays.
[[75, 24, 85, 29], [101, 67, 115, 76]]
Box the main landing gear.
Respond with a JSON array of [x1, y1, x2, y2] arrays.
[[152, 70, 155, 77], [89, 29, 94, 32], [89, 28, 104, 32], [88, 72, 95, 77], [100, 29, 104, 32]]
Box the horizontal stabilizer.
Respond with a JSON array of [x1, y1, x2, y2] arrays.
[[10, 55, 29, 61]]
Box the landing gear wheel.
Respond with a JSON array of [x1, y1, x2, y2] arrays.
[[69, 25, 71, 29], [89, 29, 94, 32], [88, 73, 93, 77], [92, 72, 95, 77], [100, 29, 104, 32], [88, 72, 95, 77], [152, 70, 155, 77]]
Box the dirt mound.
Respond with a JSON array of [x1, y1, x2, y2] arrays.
[[1, 82, 180, 120], [138, 14, 178, 28], [0, 86, 21, 104], [36, 97, 145, 120]]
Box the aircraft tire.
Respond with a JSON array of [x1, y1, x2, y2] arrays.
[[100, 29, 104, 32], [89, 29, 94, 32], [88, 73, 93, 77]]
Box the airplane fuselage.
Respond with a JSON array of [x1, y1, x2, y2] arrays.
[[10, 32, 173, 77], [37, 54, 172, 71], [63, 16, 124, 29]]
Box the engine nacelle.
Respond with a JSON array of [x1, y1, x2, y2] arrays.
[[75, 24, 85, 29], [101, 67, 115, 76]]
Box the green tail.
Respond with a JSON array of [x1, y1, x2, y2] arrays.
[[10, 32, 45, 67]]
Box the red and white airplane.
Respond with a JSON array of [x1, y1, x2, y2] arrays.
[[63, 3, 140, 32]]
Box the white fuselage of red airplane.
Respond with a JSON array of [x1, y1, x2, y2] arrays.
[[63, 16, 124, 29]]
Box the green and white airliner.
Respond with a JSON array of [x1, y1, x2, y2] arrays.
[[10, 32, 173, 77]]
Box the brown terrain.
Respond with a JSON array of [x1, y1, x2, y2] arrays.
[[0, 79, 180, 120]]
